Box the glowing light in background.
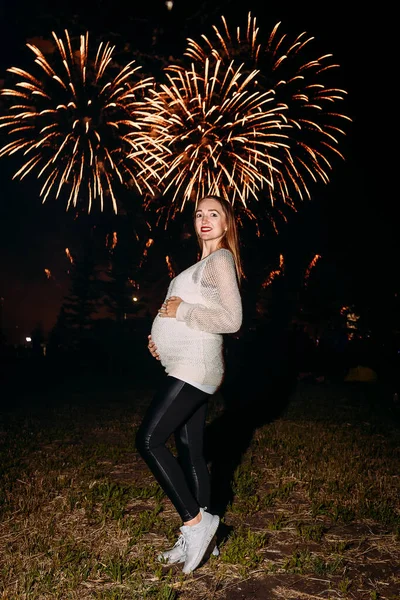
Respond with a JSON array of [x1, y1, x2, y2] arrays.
[[341, 305, 361, 340]]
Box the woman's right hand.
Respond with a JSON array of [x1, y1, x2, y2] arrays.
[[147, 335, 160, 360]]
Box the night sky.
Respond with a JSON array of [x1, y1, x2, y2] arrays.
[[0, 1, 393, 344]]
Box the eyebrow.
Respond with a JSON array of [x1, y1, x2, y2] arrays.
[[196, 208, 221, 214]]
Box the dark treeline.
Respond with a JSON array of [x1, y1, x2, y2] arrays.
[[1, 201, 399, 405]]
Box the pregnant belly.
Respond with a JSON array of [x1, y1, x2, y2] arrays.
[[151, 315, 220, 368], [150, 316, 187, 362]]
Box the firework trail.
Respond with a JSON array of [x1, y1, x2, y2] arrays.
[[304, 253, 321, 286], [44, 267, 62, 288], [65, 248, 74, 264], [139, 237, 154, 268], [146, 12, 350, 221], [0, 31, 162, 212], [106, 231, 118, 251], [262, 253, 285, 287], [165, 255, 176, 278]]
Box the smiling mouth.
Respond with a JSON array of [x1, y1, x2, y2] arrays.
[[201, 227, 212, 232]]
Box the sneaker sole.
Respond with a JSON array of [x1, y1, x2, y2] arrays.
[[182, 515, 220, 574]]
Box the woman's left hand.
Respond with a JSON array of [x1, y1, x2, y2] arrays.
[[158, 296, 183, 318]]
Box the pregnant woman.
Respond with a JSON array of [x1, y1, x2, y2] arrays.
[[135, 195, 242, 574]]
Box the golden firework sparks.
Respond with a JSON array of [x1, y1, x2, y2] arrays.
[[0, 30, 162, 212], [304, 253, 321, 285], [165, 255, 176, 278], [262, 253, 285, 287], [65, 247, 74, 264], [139, 237, 154, 267], [141, 57, 289, 217], [106, 231, 118, 250], [44, 268, 52, 279], [184, 13, 351, 209]]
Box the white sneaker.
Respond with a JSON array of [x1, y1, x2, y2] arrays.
[[157, 533, 219, 564], [181, 508, 220, 574]]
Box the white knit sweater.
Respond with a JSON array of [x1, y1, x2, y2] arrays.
[[150, 248, 242, 388]]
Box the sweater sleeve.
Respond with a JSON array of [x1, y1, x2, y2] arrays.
[[175, 249, 242, 334]]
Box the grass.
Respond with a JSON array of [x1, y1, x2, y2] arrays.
[[0, 372, 399, 599]]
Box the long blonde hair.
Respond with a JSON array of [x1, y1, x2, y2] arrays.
[[194, 195, 242, 284]]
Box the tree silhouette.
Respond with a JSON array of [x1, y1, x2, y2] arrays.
[[61, 227, 101, 346], [100, 215, 145, 324]]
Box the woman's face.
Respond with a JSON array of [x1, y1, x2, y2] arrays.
[[195, 198, 228, 246]]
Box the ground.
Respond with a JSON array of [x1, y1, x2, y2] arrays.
[[1, 367, 399, 600]]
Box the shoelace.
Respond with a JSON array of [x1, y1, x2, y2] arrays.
[[173, 534, 187, 551]]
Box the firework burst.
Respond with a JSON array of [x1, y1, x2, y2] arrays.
[[139, 56, 292, 217], [184, 13, 351, 208], [0, 30, 161, 212]]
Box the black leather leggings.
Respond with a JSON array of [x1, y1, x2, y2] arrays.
[[136, 376, 211, 521]]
